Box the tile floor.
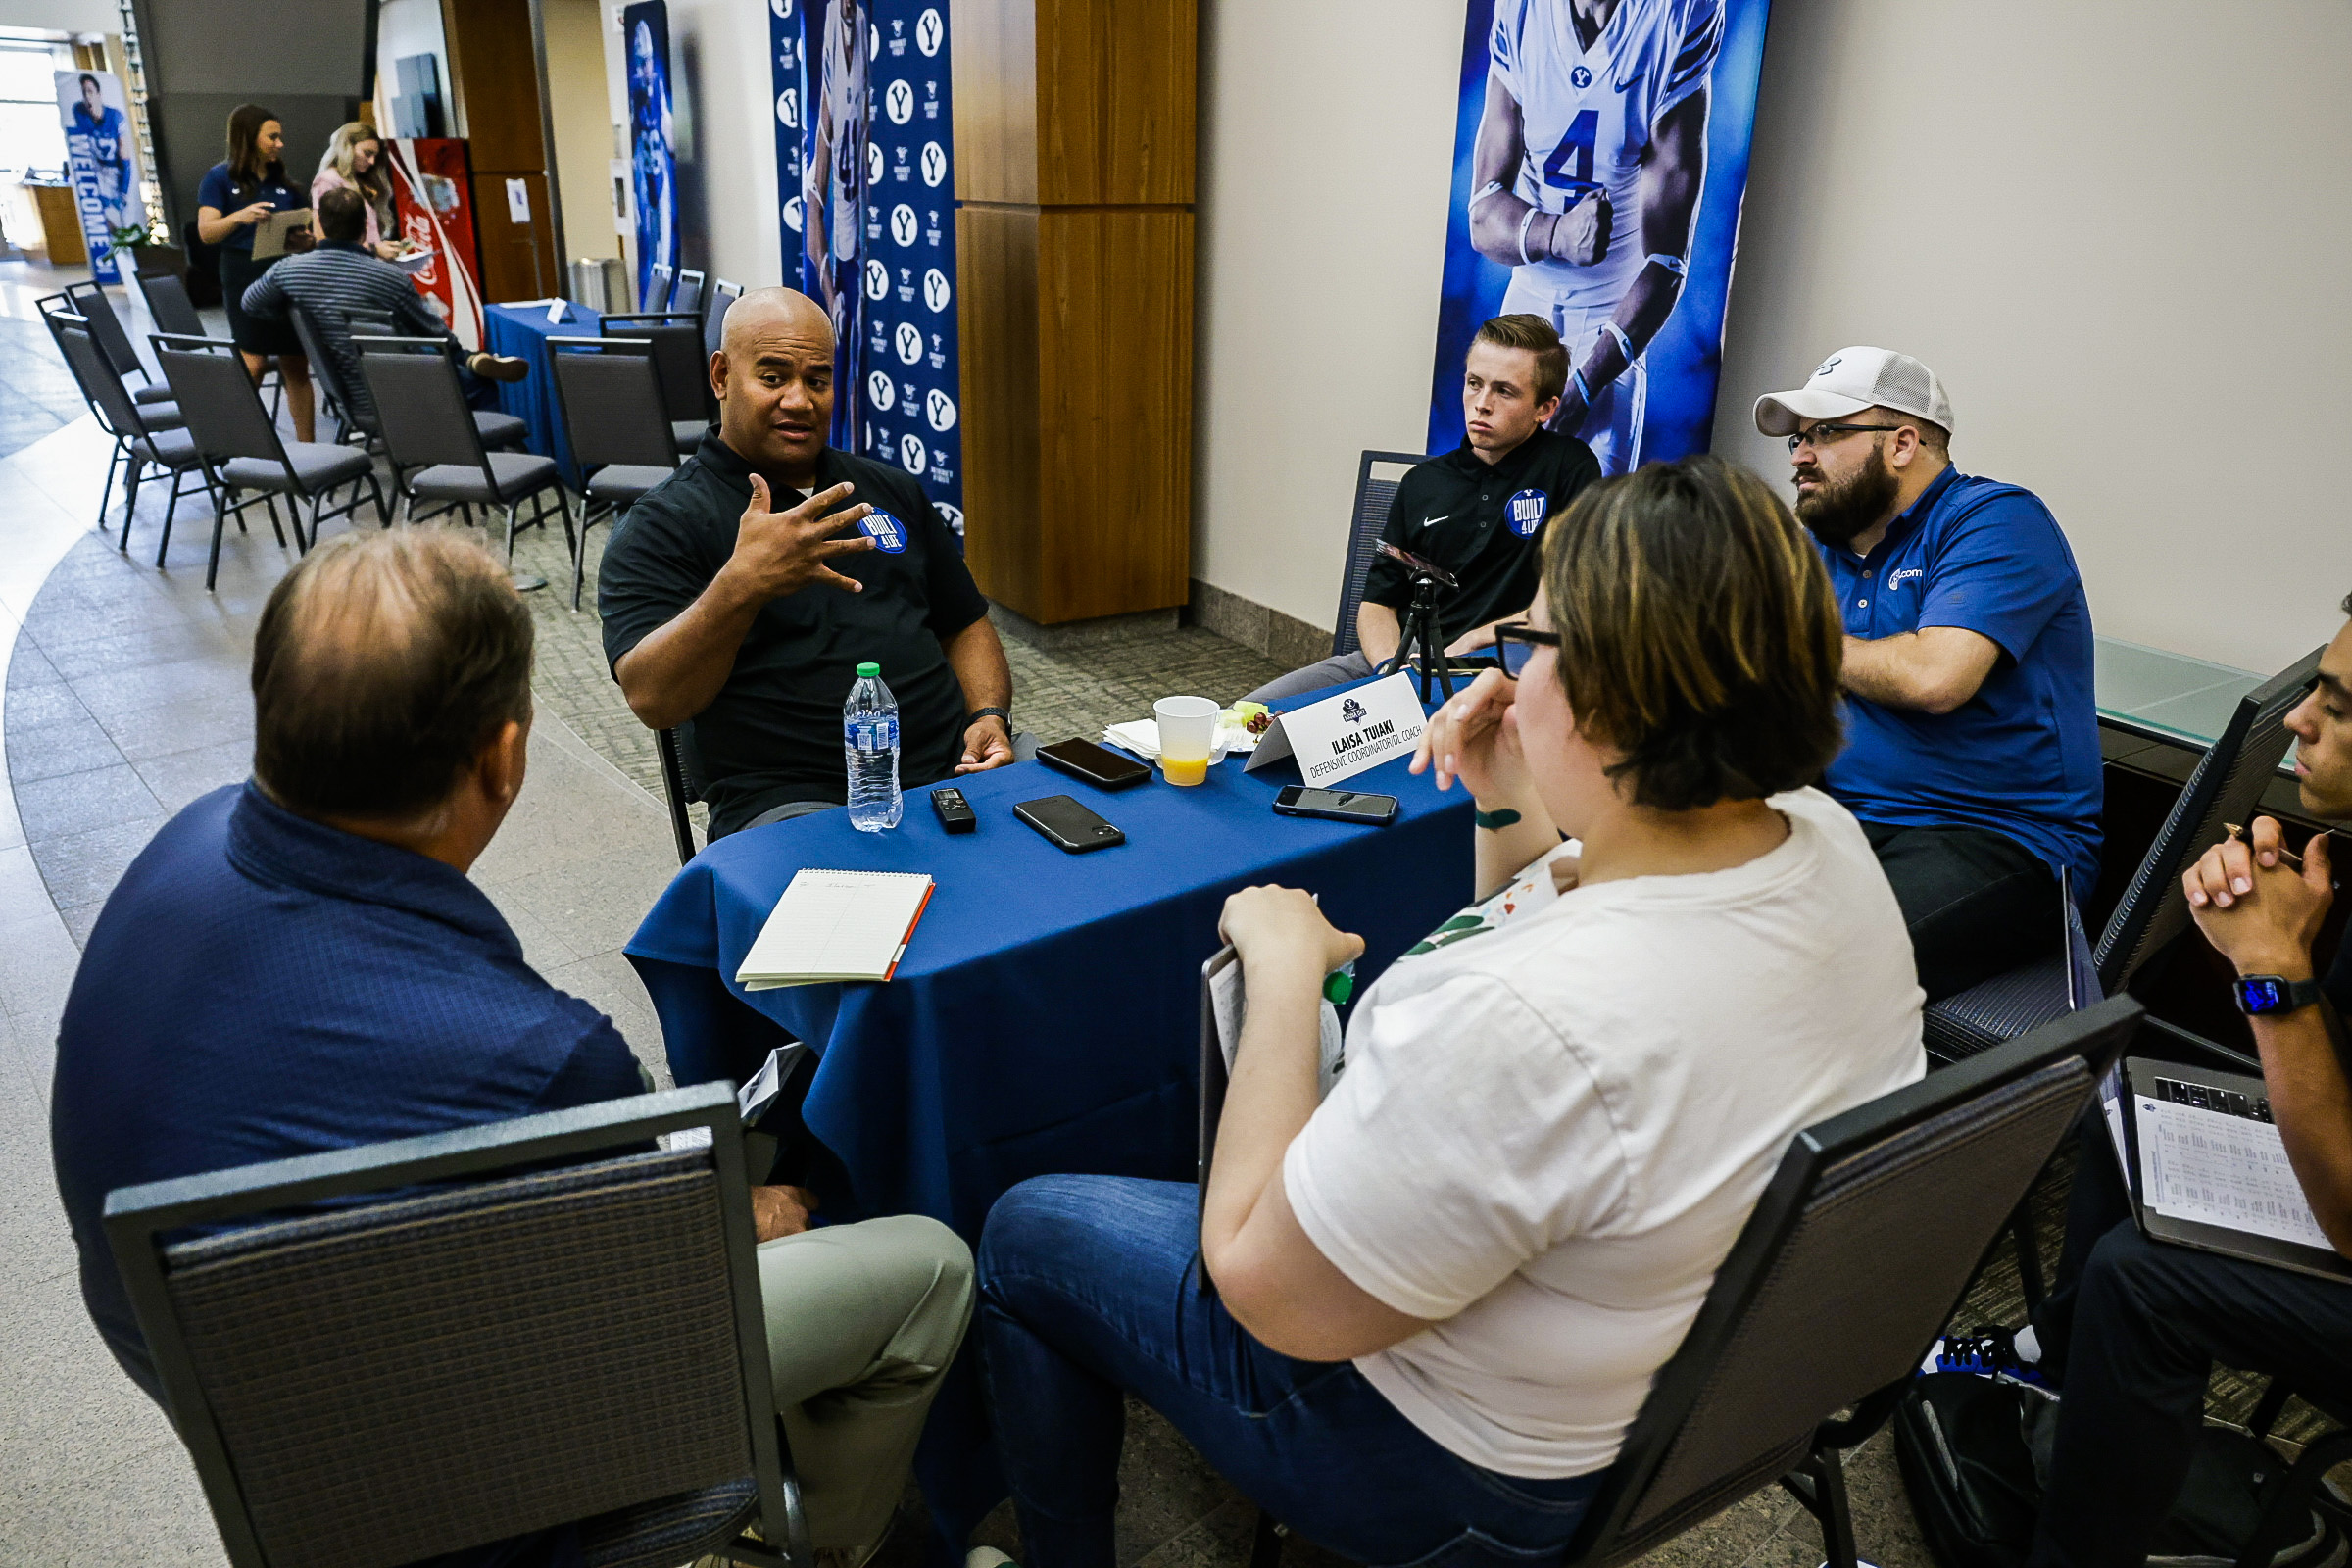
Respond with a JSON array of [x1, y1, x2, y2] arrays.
[[0, 270, 2285, 1568]]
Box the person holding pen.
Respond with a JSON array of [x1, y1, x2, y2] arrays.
[[2015, 599, 2352, 1567], [194, 103, 316, 442]]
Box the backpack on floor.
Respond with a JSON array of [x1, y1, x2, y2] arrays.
[[1892, 1372, 2345, 1568]]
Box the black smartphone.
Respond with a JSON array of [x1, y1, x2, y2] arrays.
[[1036, 737, 1152, 790], [1373, 538, 1459, 588], [1272, 785, 1397, 826], [1014, 794, 1127, 853]]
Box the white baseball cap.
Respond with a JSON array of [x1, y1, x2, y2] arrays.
[[1753, 347, 1954, 439]]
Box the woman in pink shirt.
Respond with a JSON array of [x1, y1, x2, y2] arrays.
[[312, 122, 400, 258]]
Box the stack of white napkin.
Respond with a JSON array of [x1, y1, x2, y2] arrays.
[[1102, 715, 1261, 761]]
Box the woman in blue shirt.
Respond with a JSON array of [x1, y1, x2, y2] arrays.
[[194, 103, 316, 442]]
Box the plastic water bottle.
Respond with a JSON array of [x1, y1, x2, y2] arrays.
[[844, 662, 903, 831]]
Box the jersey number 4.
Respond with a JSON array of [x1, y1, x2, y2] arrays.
[[1541, 110, 1601, 197]]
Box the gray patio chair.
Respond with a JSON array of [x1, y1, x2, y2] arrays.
[[103, 1082, 811, 1568], [356, 335, 571, 592], [548, 335, 679, 608], [154, 334, 385, 587], [51, 315, 212, 555], [1215, 982, 2145, 1568]]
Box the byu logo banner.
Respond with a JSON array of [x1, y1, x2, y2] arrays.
[[774, 0, 967, 537]]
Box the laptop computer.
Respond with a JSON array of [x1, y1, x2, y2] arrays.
[[2117, 1055, 2352, 1284]]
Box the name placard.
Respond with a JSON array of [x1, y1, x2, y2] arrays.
[[1244, 673, 1428, 786]]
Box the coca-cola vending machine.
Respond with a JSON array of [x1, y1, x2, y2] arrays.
[[382, 137, 486, 352]]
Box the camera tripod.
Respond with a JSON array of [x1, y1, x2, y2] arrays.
[[1378, 569, 1458, 704]]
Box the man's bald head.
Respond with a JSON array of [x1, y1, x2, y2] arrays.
[[712, 286, 838, 480], [721, 286, 832, 357], [252, 529, 534, 821]]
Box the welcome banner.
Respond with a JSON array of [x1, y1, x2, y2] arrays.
[[1426, 0, 1772, 475], [771, 0, 964, 535], [55, 70, 143, 285]]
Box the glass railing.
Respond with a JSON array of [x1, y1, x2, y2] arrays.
[[2095, 636, 2262, 752]]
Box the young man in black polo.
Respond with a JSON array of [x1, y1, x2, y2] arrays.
[[1247, 314, 1600, 704], [599, 286, 1017, 837]]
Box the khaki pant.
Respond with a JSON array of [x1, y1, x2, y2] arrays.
[[755, 1214, 974, 1552]]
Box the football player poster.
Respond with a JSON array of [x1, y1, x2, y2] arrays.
[[54, 70, 143, 285], [770, 0, 967, 536], [1426, 0, 1772, 475], [623, 0, 679, 311]]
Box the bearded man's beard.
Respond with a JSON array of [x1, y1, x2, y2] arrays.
[[1795, 442, 1900, 548]]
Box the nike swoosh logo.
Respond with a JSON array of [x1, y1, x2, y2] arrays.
[[1421, 514, 1449, 527], [1613, 73, 1642, 92]]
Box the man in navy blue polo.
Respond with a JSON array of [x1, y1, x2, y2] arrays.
[[50, 529, 972, 1568], [1754, 347, 2100, 1000]]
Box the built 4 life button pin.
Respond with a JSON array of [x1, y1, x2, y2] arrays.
[[862, 512, 907, 553], [1506, 489, 1549, 538]]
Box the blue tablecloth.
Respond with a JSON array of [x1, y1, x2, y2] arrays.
[[625, 721, 1474, 1236], [623, 679, 1475, 1552], [483, 300, 603, 484]]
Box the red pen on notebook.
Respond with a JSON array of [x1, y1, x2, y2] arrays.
[[884, 882, 937, 981]]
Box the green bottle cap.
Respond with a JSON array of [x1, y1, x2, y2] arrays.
[[857, 662, 880, 678], [1323, 967, 1355, 1006]]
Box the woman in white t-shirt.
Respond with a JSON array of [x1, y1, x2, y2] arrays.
[[975, 455, 1926, 1568]]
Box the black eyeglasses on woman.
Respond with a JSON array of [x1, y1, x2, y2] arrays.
[[1493, 622, 1560, 678]]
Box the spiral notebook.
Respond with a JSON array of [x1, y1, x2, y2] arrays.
[[734, 869, 935, 990]]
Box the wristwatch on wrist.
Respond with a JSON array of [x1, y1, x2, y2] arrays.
[[964, 707, 1010, 731], [2232, 973, 2326, 1016]]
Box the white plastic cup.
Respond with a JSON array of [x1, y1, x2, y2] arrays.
[[1153, 695, 1225, 785]]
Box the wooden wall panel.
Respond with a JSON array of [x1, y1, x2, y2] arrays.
[[471, 172, 560, 303], [1034, 209, 1191, 619], [953, 0, 1195, 622], [1034, 0, 1195, 205], [444, 0, 556, 299], [956, 204, 1044, 612], [442, 0, 546, 172], [951, 0, 1037, 205]]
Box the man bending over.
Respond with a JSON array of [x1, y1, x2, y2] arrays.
[[239, 184, 527, 429]]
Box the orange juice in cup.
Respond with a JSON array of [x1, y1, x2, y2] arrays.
[[1153, 696, 1224, 786]]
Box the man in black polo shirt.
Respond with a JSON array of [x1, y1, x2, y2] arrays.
[[1246, 314, 1600, 704], [600, 287, 1015, 836]]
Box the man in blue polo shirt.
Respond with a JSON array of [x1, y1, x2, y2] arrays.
[[1754, 347, 2100, 1000], [50, 529, 972, 1568]]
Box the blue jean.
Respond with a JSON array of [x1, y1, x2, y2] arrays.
[[977, 1175, 1599, 1568]]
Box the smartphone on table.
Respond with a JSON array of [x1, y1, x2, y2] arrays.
[[1014, 795, 1127, 853], [1036, 738, 1152, 790], [1272, 786, 1397, 826]]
